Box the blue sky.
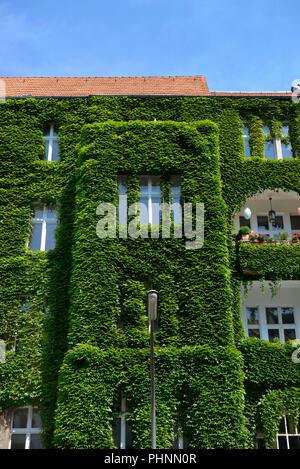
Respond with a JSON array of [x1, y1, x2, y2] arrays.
[[0, 0, 298, 91]]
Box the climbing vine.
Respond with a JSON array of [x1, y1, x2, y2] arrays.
[[0, 95, 299, 449]]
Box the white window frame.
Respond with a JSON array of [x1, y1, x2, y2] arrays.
[[139, 176, 161, 224], [114, 396, 130, 450], [118, 176, 182, 225], [245, 306, 260, 339], [31, 204, 57, 251], [276, 415, 300, 449], [171, 180, 182, 223], [256, 212, 286, 238], [290, 212, 300, 235], [44, 124, 59, 162], [245, 305, 299, 343], [263, 125, 293, 160], [9, 406, 42, 449], [243, 125, 251, 158], [264, 305, 297, 343], [173, 435, 185, 449]]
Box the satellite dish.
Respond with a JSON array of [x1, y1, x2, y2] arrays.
[[291, 79, 300, 92], [292, 80, 300, 104], [243, 207, 251, 220]]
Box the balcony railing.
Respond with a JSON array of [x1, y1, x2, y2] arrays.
[[237, 240, 300, 280], [241, 239, 300, 246]]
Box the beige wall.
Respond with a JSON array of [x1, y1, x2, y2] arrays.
[[0, 409, 12, 449], [241, 280, 300, 342]]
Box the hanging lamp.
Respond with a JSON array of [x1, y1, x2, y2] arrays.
[[243, 207, 251, 220], [268, 197, 276, 225]]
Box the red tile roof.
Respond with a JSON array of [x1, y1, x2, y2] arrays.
[[0, 76, 209, 97], [0, 76, 292, 98]]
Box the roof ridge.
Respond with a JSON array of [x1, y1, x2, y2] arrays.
[[0, 75, 206, 79]]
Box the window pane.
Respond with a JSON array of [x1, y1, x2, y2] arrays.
[[44, 140, 50, 160], [119, 194, 127, 225], [284, 329, 296, 342], [289, 436, 300, 450], [126, 421, 133, 449], [46, 208, 57, 220], [43, 124, 51, 136], [268, 329, 280, 342], [118, 176, 127, 194], [30, 224, 42, 251], [34, 208, 44, 220], [11, 434, 26, 449], [53, 125, 59, 137], [45, 223, 57, 250], [140, 198, 149, 224], [32, 408, 42, 428], [273, 216, 284, 230], [51, 140, 59, 161], [113, 417, 121, 449], [263, 126, 276, 159], [152, 196, 161, 225], [29, 434, 43, 449], [264, 140, 276, 159], [256, 438, 266, 449], [151, 176, 161, 193], [281, 307, 295, 324], [281, 126, 289, 135], [279, 418, 286, 433], [266, 307, 278, 324], [248, 329, 260, 338], [277, 436, 288, 449], [243, 127, 251, 158], [171, 438, 180, 449], [13, 408, 28, 428], [172, 197, 182, 223], [21, 301, 30, 312], [257, 216, 269, 231], [171, 177, 181, 223], [290, 216, 300, 231], [246, 307, 259, 325], [282, 143, 293, 159], [170, 175, 181, 191], [239, 216, 251, 228], [286, 416, 296, 434], [281, 127, 292, 158], [139, 176, 149, 194]]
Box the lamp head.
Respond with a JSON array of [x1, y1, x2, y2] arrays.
[[147, 290, 158, 321]]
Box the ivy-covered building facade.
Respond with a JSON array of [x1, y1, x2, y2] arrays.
[[0, 76, 299, 449]]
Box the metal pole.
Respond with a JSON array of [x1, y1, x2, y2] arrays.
[[150, 318, 156, 449]]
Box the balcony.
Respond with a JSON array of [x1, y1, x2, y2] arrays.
[[234, 189, 300, 278], [235, 189, 300, 241], [237, 241, 300, 279]]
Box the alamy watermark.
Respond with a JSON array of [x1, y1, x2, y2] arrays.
[[291, 339, 300, 364], [96, 201, 204, 249]]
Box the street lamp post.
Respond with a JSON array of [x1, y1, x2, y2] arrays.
[[147, 290, 158, 450]]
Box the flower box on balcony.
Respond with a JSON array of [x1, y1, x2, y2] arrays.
[[292, 234, 300, 243]]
